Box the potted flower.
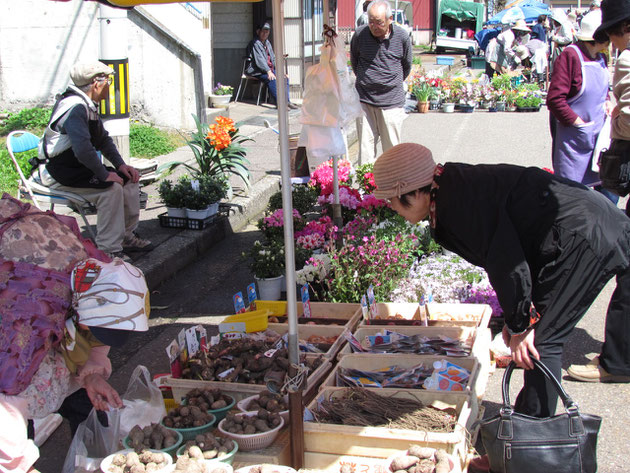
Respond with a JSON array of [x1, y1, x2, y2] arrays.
[[158, 115, 252, 196], [209, 83, 234, 108], [158, 179, 187, 218], [411, 77, 432, 113], [243, 240, 285, 300], [515, 90, 543, 112]]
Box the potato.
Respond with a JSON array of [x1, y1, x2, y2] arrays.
[[188, 446, 204, 459], [407, 446, 434, 460], [389, 455, 419, 472], [434, 450, 451, 473], [126, 451, 141, 468]]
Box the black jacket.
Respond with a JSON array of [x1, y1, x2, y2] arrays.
[[431, 163, 630, 332]]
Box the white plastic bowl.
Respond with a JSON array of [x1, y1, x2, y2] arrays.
[[100, 449, 173, 473], [236, 394, 290, 425], [234, 465, 297, 473], [217, 413, 285, 451]]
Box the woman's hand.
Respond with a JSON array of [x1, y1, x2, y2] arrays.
[[83, 373, 123, 411], [502, 325, 540, 370], [605, 101, 615, 116]]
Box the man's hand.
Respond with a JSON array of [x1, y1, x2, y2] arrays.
[[83, 373, 123, 411], [105, 171, 124, 185], [118, 164, 140, 184], [502, 325, 540, 370], [268, 70, 276, 81]]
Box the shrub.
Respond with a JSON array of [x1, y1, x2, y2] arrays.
[[267, 185, 319, 215], [129, 124, 178, 158]]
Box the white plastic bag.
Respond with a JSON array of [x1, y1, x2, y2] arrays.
[[300, 45, 341, 128], [298, 125, 347, 167], [119, 365, 166, 438], [330, 35, 362, 127], [592, 114, 612, 173], [62, 408, 121, 473]]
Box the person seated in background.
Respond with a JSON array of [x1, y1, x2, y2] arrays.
[[39, 61, 152, 261], [245, 22, 298, 110]]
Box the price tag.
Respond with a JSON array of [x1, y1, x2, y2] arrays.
[[185, 326, 200, 357], [247, 283, 257, 308], [177, 329, 188, 364], [301, 284, 312, 318], [233, 292, 246, 314], [191, 179, 200, 192], [367, 285, 378, 319], [217, 367, 235, 379], [360, 295, 368, 320], [264, 348, 278, 358]]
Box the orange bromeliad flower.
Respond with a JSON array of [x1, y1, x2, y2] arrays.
[[215, 116, 236, 133]]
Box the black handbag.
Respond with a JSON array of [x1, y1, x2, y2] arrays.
[[479, 359, 602, 473], [598, 139, 630, 197]]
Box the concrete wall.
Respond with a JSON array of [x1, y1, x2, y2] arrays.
[[0, 0, 212, 130]]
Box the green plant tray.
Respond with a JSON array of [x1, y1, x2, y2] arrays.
[[158, 212, 216, 230]]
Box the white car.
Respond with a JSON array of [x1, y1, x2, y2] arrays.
[[393, 9, 413, 38]]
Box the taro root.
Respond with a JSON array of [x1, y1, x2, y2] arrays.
[[180, 434, 234, 459], [406, 445, 434, 460], [126, 423, 178, 452], [389, 455, 419, 472], [221, 412, 277, 435]]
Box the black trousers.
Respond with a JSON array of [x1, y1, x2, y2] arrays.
[[27, 389, 107, 440], [514, 223, 630, 417]]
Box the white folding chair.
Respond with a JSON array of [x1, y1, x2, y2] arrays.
[[6, 130, 97, 241]]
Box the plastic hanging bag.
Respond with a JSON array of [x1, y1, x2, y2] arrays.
[[61, 408, 121, 473], [298, 124, 347, 167], [119, 365, 166, 438], [330, 34, 362, 127], [300, 44, 341, 128]]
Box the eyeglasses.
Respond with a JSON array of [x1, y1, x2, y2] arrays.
[[96, 76, 113, 85], [368, 18, 388, 26]]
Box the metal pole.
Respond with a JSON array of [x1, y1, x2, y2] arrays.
[[98, 4, 130, 160], [271, 0, 304, 469]]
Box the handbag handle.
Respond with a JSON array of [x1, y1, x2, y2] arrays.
[[502, 359, 578, 412]]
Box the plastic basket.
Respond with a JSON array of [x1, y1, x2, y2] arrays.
[[223, 310, 269, 333], [101, 449, 173, 473], [177, 439, 239, 465], [217, 413, 285, 451], [161, 412, 216, 442], [123, 428, 183, 456], [237, 394, 290, 425], [235, 466, 296, 473], [254, 300, 288, 316], [158, 212, 217, 231]]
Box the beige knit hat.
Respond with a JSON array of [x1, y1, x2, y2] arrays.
[[373, 143, 437, 200]]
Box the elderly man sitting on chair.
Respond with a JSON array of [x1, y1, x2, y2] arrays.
[[39, 61, 152, 261]]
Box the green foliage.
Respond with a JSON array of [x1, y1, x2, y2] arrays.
[[0, 107, 51, 136], [129, 124, 177, 159], [412, 56, 422, 65], [242, 240, 285, 278], [267, 185, 319, 215], [515, 93, 543, 108], [491, 73, 513, 91], [412, 80, 432, 102], [0, 142, 36, 196], [158, 174, 227, 209]]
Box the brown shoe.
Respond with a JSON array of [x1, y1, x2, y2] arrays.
[[567, 356, 630, 383]]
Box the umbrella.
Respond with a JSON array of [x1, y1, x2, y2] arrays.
[[487, 1, 552, 24], [104, 0, 313, 468]]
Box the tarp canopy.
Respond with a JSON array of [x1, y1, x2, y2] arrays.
[[437, 0, 485, 33], [487, 1, 552, 24]]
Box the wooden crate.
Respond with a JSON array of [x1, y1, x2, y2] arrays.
[[358, 302, 423, 328], [267, 302, 362, 331], [340, 325, 492, 387], [160, 357, 331, 403], [304, 387, 477, 464], [424, 303, 492, 329], [303, 451, 464, 473], [267, 323, 348, 359], [319, 353, 484, 399], [232, 428, 291, 467]]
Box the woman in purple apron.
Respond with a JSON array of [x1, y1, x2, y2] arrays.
[[547, 11, 613, 191]]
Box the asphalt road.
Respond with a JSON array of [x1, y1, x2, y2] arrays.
[[37, 106, 629, 472]]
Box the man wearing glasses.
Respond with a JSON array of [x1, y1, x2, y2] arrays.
[[350, 0, 412, 164], [39, 61, 151, 261]]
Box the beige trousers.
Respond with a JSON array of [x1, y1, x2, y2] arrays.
[[357, 103, 407, 165], [51, 180, 140, 253]]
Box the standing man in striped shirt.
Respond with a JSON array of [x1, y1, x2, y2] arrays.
[[351, 0, 412, 164]]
